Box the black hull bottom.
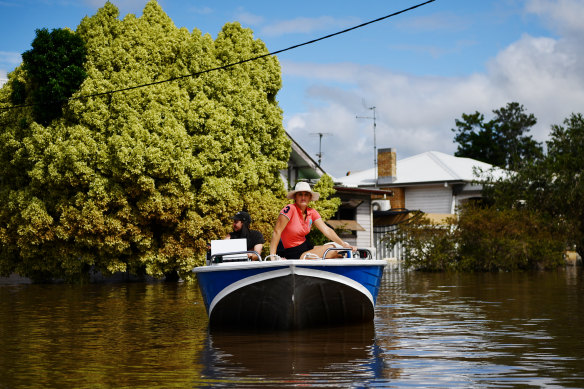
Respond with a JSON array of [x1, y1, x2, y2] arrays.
[[209, 274, 374, 330]]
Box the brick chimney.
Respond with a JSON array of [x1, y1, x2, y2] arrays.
[[377, 148, 396, 185]]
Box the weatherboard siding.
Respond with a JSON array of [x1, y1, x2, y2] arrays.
[[404, 186, 452, 214], [355, 201, 372, 248]]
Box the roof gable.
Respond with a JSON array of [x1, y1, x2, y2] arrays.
[[285, 131, 325, 182]]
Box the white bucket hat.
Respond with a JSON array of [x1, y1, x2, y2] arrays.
[[286, 181, 320, 201]]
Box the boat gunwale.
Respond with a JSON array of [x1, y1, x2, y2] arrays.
[[192, 258, 388, 273]]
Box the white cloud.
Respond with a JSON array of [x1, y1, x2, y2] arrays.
[[284, 64, 495, 177], [526, 0, 584, 36], [261, 16, 359, 37], [282, 60, 361, 83], [0, 51, 21, 66], [0, 51, 22, 81], [283, 15, 584, 178], [234, 8, 264, 26], [486, 34, 584, 136], [388, 39, 478, 59]]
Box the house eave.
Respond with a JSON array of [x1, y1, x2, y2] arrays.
[[334, 186, 393, 197], [378, 180, 470, 188]]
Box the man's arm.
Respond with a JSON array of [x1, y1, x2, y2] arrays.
[[250, 243, 263, 261]]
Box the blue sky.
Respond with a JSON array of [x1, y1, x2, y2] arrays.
[[2, 0, 584, 177]]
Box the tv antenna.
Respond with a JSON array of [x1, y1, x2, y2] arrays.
[[356, 105, 377, 180], [310, 132, 332, 167]]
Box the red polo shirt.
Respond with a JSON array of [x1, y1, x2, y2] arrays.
[[279, 203, 321, 248]]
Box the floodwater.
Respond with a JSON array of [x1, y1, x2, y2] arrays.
[[1, 265, 583, 388]]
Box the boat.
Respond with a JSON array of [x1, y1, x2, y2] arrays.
[[192, 243, 387, 330]]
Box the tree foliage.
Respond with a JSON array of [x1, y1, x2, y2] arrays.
[[384, 205, 565, 272], [455, 205, 565, 271], [383, 212, 459, 271], [452, 102, 542, 170], [19, 28, 88, 126], [483, 113, 584, 260], [0, 1, 290, 282], [310, 175, 341, 221], [306, 175, 342, 246], [383, 109, 582, 272]]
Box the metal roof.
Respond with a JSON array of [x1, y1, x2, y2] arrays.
[[336, 151, 507, 187]]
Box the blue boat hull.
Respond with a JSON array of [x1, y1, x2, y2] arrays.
[[193, 260, 387, 330]]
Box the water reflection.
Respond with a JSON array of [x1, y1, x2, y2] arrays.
[[0, 283, 209, 388], [374, 265, 584, 387], [1, 266, 583, 388], [197, 323, 400, 387]]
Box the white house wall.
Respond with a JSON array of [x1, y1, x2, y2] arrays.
[[455, 191, 482, 210], [355, 201, 372, 248], [405, 186, 453, 214]]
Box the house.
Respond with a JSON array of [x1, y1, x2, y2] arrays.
[[336, 147, 506, 224], [281, 131, 325, 190], [326, 186, 393, 251], [282, 133, 392, 251], [335, 148, 505, 259]]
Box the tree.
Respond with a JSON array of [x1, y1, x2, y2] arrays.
[[383, 112, 582, 273], [383, 205, 565, 272], [307, 175, 342, 246], [20, 28, 87, 126], [455, 204, 565, 271], [452, 102, 542, 170], [0, 1, 290, 282], [484, 113, 584, 260], [310, 175, 341, 221], [543, 114, 584, 259], [383, 212, 459, 271]]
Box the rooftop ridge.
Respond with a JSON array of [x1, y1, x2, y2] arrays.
[[426, 151, 461, 180]]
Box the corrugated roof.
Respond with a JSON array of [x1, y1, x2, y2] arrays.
[[336, 151, 507, 187]]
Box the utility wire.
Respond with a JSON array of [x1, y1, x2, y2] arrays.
[[0, 0, 436, 111]]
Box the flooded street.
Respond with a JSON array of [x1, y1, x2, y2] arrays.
[[1, 265, 583, 388]]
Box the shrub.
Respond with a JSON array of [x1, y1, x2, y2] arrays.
[[384, 205, 566, 272], [457, 204, 565, 271], [383, 212, 459, 271]]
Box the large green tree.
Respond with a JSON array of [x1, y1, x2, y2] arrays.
[[452, 102, 543, 170], [17, 27, 87, 126], [310, 174, 341, 221], [0, 1, 290, 281], [484, 113, 584, 259]]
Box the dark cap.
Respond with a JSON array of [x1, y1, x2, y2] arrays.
[[231, 211, 251, 224]]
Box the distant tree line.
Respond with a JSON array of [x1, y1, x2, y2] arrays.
[[387, 104, 583, 271]]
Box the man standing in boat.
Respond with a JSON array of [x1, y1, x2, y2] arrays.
[[224, 210, 265, 260], [269, 182, 356, 260]]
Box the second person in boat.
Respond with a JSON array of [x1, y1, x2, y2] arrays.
[[224, 210, 264, 260], [269, 182, 356, 260]]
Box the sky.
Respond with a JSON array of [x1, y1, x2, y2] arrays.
[[1, 0, 584, 178]]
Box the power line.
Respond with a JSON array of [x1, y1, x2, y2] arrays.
[[1, 0, 436, 111]]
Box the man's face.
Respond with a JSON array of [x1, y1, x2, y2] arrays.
[[232, 219, 243, 232]]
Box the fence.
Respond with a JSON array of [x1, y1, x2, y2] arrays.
[[373, 225, 404, 260]]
